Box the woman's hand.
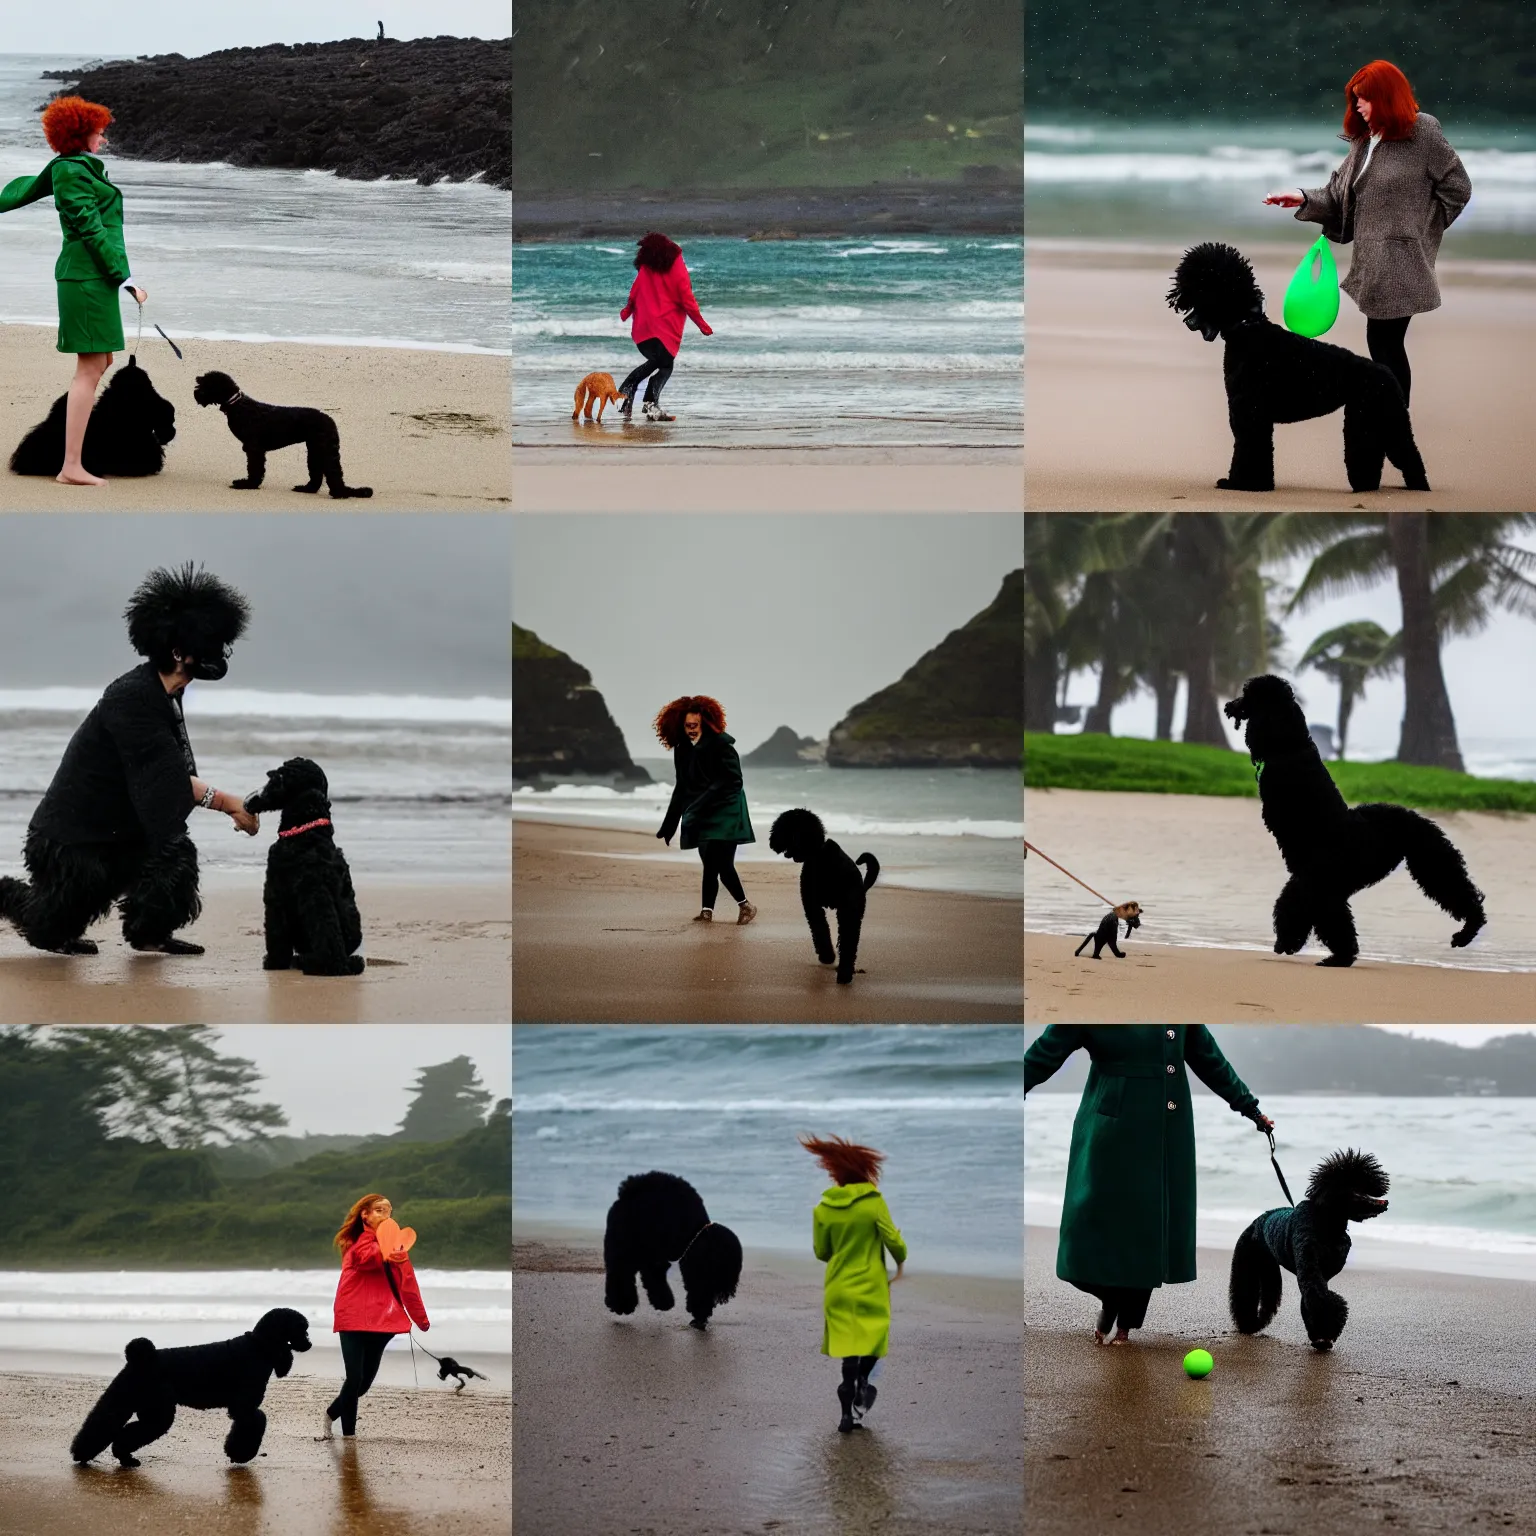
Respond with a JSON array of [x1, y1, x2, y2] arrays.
[[230, 807, 259, 836], [127, 285, 147, 304], [1254, 1112, 1275, 1133], [890, 1261, 905, 1284], [698, 320, 714, 336], [386, 1247, 409, 1264], [657, 830, 672, 846], [1263, 190, 1304, 208]]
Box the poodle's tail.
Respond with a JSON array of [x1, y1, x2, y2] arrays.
[[69, 1339, 156, 1463], [855, 853, 880, 891], [1356, 802, 1485, 946], [0, 875, 27, 928], [1228, 1217, 1283, 1335]]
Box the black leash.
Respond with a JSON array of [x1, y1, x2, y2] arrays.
[[382, 1258, 485, 1386], [1267, 1129, 1296, 1206]]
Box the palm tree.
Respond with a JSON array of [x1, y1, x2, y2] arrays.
[[1296, 620, 1398, 760]]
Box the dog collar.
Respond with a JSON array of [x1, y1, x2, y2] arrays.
[[277, 817, 331, 839], [676, 1221, 715, 1262], [221, 390, 244, 409]]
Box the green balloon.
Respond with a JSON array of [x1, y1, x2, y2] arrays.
[[1282, 234, 1340, 337], [1183, 1348, 1214, 1379]]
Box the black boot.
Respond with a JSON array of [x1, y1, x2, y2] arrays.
[[837, 1378, 857, 1433]]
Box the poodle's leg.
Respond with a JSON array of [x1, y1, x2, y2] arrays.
[[1382, 411, 1430, 491], [339, 865, 364, 957], [572, 384, 586, 420], [294, 439, 326, 494], [70, 1377, 139, 1463], [232, 445, 266, 489], [802, 883, 836, 966], [1380, 805, 1487, 946], [1228, 1219, 1283, 1333], [639, 1263, 675, 1312], [296, 890, 363, 976], [120, 836, 203, 952], [1107, 936, 1125, 959], [1311, 896, 1359, 968], [1342, 400, 1386, 493], [834, 903, 863, 984], [1296, 1225, 1349, 1348], [1073, 934, 1091, 957], [681, 1275, 714, 1329], [1272, 875, 1314, 956], [1219, 410, 1275, 491], [594, 394, 607, 422], [603, 1219, 641, 1314], [262, 882, 295, 970], [112, 1400, 176, 1466], [224, 1406, 267, 1463]]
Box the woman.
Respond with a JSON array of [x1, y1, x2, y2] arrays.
[[654, 695, 757, 925], [322, 1193, 429, 1440], [801, 1133, 906, 1434], [1024, 1026, 1273, 1344], [617, 231, 712, 423], [1264, 59, 1470, 406], [0, 95, 147, 486]]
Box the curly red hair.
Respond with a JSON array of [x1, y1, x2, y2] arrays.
[[1343, 60, 1419, 142], [40, 96, 113, 156], [654, 695, 725, 749], [800, 1134, 886, 1187]]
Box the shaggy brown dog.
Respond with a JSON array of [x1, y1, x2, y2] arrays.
[[572, 372, 623, 422]]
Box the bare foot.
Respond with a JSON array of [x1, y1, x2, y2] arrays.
[[1109, 1328, 1133, 1346], [1093, 1330, 1107, 1345], [56, 468, 106, 486]]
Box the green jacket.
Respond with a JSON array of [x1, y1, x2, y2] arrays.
[[812, 1183, 907, 1359], [657, 729, 755, 849], [0, 155, 131, 285], [1025, 1026, 1262, 1290]]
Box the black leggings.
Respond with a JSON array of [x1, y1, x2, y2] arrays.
[[619, 338, 675, 405], [326, 1331, 393, 1435], [1366, 316, 1413, 406], [1074, 1282, 1152, 1332], [699, 840, 746, 908]]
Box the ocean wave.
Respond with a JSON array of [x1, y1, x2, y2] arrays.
[[515, 349, 1020, 374], [0, 1302, 510, 1324], [0, 688, 510, 725], [516, 1093, 1021, 1113], [0, 1268, 508, 1293], [829, 243, 952, 257]]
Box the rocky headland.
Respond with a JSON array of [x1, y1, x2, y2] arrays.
[[742, 726, 825, 767]]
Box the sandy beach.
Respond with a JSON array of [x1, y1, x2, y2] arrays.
[[0, 326, 509, 512], [513, 1230, 1021, 1536], [1025, 242, 1536, 510], [512, 820, 1022, 1023], [0, 880, 509, 1023], [1026, 1226, 1536, 1534]]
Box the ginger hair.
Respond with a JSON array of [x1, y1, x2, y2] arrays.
[[41, 96, 113, 156], [333, 1193, 388, 1254], [654, 695, 726, 749], [800, 1134, 885, 1187], [1343, 60, 1419, 142]]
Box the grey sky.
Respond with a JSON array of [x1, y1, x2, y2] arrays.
[[0, 514, 509, 697], [215, 1025, 510, 1137], [512, 513, 1023, 757], [6, 3, 508, 56]]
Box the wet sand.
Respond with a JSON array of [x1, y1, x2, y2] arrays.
[[0, 881, 509, 1023], [0, 1366, 510, 1536], [512, 820, 1022, 1023], [1026, 242, 1536, 510], [513, 1233, 1022, 1536], [0, 326, 510, 512], [1026, 1227, 1536, 1534]]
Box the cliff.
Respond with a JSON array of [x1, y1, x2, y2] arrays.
[[52, 37, 510, 188], [742, 726, 824, 767], [828, 570, 1022, 768], [513, 625, 651, 784]]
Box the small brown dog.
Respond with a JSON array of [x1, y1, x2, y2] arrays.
[[573, 372, 624, 422]]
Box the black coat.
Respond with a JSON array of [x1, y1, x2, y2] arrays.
[[657, 730, 755, 849], [29, 662, 196, 847]]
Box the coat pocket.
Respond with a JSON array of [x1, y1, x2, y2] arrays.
[[1093, 1075, 1125, 1118]]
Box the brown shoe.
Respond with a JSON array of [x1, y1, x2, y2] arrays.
[[736, 901, 757, 925], [693, 909, 713, 922]]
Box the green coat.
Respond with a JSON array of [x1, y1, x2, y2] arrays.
[[1025, 1026, 1262, 1290], [657, 729, 755, 849], [813, 1183, 907, 1358]]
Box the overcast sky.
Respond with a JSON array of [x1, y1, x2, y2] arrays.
[[512, 514, 1023, 758], [0, 514, 509, 697], [1377, 1025, 1536, 1045], [6, 3, 508, 55]]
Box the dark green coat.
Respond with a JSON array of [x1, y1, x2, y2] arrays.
[[0, 155, 131, 283], [1025, 1026, 1262, 1289], [657, 729, 755, 849]]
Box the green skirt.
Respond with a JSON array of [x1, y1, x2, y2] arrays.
[[56, 277, 125, 354]]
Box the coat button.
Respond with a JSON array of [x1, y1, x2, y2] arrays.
[[1166, 1064, 1175, 1074], [1167, 1029, 1175, 1038], [1167, 1100, 1176, 1110]]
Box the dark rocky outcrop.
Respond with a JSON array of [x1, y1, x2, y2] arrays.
[[50, 38, 509, 188], [828, 571, 1022, 768], [513, 625, 650, 784], [742, 726, 824, 767]]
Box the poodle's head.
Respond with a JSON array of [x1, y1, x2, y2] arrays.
[[104, 356, 176, 444], [125, 563, 250, 680], [244, 756, 331, 815], [252, 1307, 312, 1377], [1305, 1149, 1390, 1223], [1168, 242, 1266, 341], [769, 807, 826, 863], [679, 1221, 743, 1319], [1224, 674, 1312, 758], [193, 370, 241, 407]]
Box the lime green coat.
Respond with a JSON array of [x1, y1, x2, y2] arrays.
[[812, 1183, 907, 1358]]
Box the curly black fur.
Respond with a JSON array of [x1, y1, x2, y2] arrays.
[[1229, 1149, 1389, 1350], [244, 757, 364, 976], [70, 1307, 311, 1466], [9, 357, 175, 477], [193, 370, 372, 498], [1074, 907, 1140, 960], [768, 807, 880, 984], [1225, 674, 1485, 965], [603, 1171, 742, 1331], [125, 563, 250, 677], [1168, 242, 1430, 493]]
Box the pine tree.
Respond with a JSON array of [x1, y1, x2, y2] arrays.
[[397, 1056, 493, 1142]]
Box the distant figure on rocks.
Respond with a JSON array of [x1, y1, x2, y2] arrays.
[[617, 233, 713, 422], [377, 21, 385, 40]]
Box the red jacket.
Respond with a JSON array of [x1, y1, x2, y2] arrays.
[[620, 255, 712, 356], [333, 1228, 430, 1334]]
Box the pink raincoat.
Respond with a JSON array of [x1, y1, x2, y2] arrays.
[[620, 255, 712, 356]]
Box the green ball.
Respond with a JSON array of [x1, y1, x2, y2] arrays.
[[1183, 1348, 1214, 1379]]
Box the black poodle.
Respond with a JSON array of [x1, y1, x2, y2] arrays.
[[603, 1171, 742, 1331], [193, 370, 372, 498], [244, 757, 365, 975], [9, 356, 175, 477], [1229, 1149, 1389, 1350], [70, 1307, 311, 1466], [1225, 674, 1485, 966], [1168, 242, 1430, 493], [768, 807, 880, 984]]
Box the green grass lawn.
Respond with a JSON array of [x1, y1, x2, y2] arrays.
[[1025, 733, 1536, 814]]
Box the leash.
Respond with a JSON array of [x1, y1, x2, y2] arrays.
[[676, 1220, 715, 1263], [1023, 839, 1114, 908], [381, 1257, 486, 1389], [1266, 1129, 1296, 1206], [127, 294, 185, 360]]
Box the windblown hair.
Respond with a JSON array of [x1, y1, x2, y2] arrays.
[[635, 232, 682, 272], [653, 694, 726, 749], [41, 96, 113, 156], [124, 563, 251, 672], [333, 1193, 387, 1254], [1343, 60, 1419, 141], [800, 1133, 886, 1187]]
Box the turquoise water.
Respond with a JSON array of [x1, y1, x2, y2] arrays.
[[512, 236, 1023, 447]]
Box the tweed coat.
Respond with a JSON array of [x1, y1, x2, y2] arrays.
[[1296, 113, 1471, 319], [1025, 1025, 1263, 1289], [657, 728, 755, 849]]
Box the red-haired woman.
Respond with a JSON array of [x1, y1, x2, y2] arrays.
[[616, 232, 713, 422], [320, 1193, 429, 1440], [801, 1134, 906, 1433], [654, 695, 757, 924], [1264, 60, 1470, 405], [0, 95, 147, 485]]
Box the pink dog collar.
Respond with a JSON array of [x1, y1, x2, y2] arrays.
[[278, 818, 332, 839]]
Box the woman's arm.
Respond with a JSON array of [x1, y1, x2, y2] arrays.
[[875, 1198, 908, 1266], [620, 275, 638, 323], [1425, 126, 1472, 230], [656, 751, 686, 843], [675, 262, 713, 335], [812, 1206, 831, 1262], [51, 159, 130, 282], [1287, 156, 1351, 241], [1024, 1026, 1083, 1094], [1183, 1025, 1265, 1122], [190, 777, 259, 835]]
